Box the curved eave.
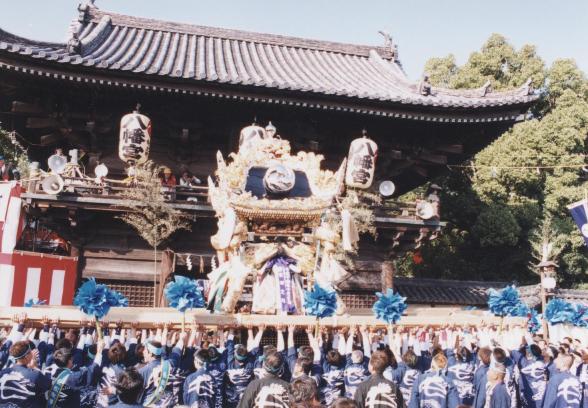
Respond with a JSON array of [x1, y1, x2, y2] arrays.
[[0, 50, 537, 124]]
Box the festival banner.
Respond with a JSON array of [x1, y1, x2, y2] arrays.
[[568, 199, 588, 246]]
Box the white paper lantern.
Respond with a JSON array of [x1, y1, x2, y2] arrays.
[[542, 277, 556, 290], [119, 110, 151, 165], [345, 136, 378, 189]]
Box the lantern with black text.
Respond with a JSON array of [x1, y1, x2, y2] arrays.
[[119, 108, 151, 165], [345, 134, 378, 189]]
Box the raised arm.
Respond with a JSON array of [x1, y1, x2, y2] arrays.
[[360, 325, 371, 359], [227, 327, 236, 367], [287, 325, 295, 351], [246, 325, 255, 351], [252, 325, 264, 353], [346, 326, 356, 356], [306, 326, 321, 364], [276, 325, 285, 353], [218, 325, 226, 350], [337, 329, 347, 356]]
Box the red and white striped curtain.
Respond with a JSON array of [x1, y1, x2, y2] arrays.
[[0, 182, 78, 306]]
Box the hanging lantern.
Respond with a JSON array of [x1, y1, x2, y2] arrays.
[[345, 131, 378, 189], [238, 121, 266, 155], [119, 105, 151, 165]]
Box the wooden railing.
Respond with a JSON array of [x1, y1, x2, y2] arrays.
[[24, 178, 441, 225]]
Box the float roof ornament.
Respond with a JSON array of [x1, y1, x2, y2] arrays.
[[209, 123, 345, 231], [0, 6, 537, 121]]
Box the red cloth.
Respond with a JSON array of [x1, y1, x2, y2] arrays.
[[161, 175, 177, 187]]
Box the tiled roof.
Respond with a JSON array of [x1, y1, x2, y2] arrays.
[[393, 277, 506, 306], [0, 4, 538, 112], [520, 284, 588, 308], [341, 274, 588, 307]]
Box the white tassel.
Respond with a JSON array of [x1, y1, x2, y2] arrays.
[[217, 207, 237, 249], [341, 209, 359, 251]]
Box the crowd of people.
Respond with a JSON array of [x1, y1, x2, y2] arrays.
[[0, 316, 587, 408]]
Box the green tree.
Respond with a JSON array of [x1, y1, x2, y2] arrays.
[[451, 34, 546, 90], [423, 54, 458, 87], [118, 161, 191, 305], [402, 35, 588, 287], [0, 127, 30, 179]]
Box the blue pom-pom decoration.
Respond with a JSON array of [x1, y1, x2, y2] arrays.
[[24, 298, 46, 307], [373, 289, 407, 324], [571, 303, 588, 328], [510, 301, 531, 317], [487, 285, 526, 317], [545, 298, 575, 325], [74, 278, 128, 319], [303, 284, 337, 318], [527, 309, 541, 334], [164, 275, 205, 313]]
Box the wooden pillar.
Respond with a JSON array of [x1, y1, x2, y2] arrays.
[[157, 249, 175, 307], [70, 244, 84, 292], [381, 261, 394, 292]]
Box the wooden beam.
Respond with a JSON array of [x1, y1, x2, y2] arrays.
[[39, 132, 63, 146], [26, 117, 61, 129], [11, 101, 45, 114], [436, 144, 464, 154], [0, 306, 526, 329], [417, 153, 447, 165]]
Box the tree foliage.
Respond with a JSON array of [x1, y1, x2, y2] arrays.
[[118, 161, 191, 248], [402, 34, 588, 287], [0, 127, 30, 179]]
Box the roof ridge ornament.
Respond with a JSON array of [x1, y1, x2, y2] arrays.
[[378, 30, 398, 61], [66, 32, 81, 54], [479, 80, 493, 97], [419, 74, 433, 96], [77, 1, 97, 23], [522, 78, 534, 96]]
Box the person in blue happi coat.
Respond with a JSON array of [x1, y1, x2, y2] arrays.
[[343, 326, 371, 399], [97, 341, 128, 406], [484, 363, 512, 408], [204, 325, 229, 408], [446, 344, 476, 406], [395, 349, 422, 407], [111, 367, 145, 408], [473, 347, 492, 408], [183, 348, 216, 408], [0, 340, 51, 408], [138, 337, 182, 408], [43, 340, 103, 408], [224, 327, 256, 408], [409, 352, 459, 408], [511, 343, 547, 408], [542, 354, 583, 408], [319, 330, 346, 406], [286, 325, 323, 386], [353, 350, 404, 408]]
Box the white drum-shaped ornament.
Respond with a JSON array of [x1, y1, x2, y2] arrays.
[[239, 124, 266, 155], [119, 112, 152, 165], [263, 164, 295, 195], [345, 137, 378, 189]]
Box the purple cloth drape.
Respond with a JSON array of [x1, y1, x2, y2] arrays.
[[264, 256, 297, 313]]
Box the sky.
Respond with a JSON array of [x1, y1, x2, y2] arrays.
[[0, 0, 587, 79]]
